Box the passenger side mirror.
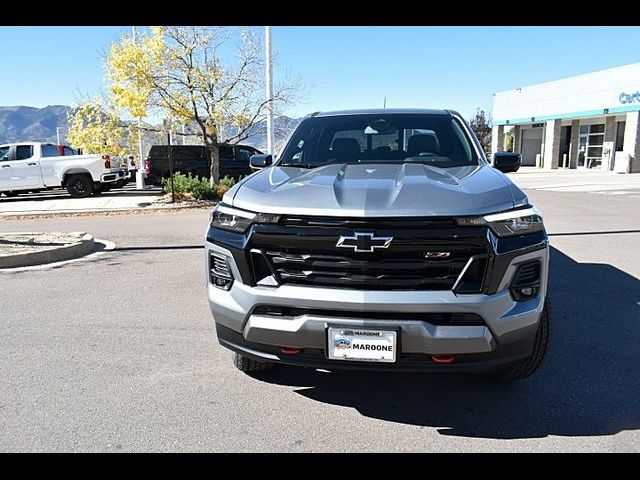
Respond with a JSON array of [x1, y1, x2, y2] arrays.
[[249, 154, 273, 171], [492, 152, 522, 173]]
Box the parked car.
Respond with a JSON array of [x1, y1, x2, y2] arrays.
[[0, 142, 127, 198], [125, 155, 138, 183], [144, 143, 262, 185], [53, 143, 132, 188], [205, 109, 550, 382], [108, 154, 138, 187]]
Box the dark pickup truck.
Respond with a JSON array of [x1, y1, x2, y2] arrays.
[[144, 143, 262, 185]]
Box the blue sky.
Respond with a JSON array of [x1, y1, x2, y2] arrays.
[[1, 26, 640, 119]]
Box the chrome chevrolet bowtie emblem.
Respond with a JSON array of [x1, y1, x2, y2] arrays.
[[336, 232, 393, 252]]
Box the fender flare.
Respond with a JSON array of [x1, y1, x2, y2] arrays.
[[61, 168, 94, 186]]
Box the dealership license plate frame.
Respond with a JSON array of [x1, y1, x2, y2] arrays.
[[327, 326, 398, 363]]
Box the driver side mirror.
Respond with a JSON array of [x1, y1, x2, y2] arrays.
[[249, 154, 273, 171], [492, 152, 522, 173]]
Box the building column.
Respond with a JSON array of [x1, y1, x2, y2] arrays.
[[622, 111, 640, 173], [603, 116, 617, 170], [512, 125, 521, 153], [542, 119, 561, 169], [491, 125, 504, 158], [568, 119, 580, 169]]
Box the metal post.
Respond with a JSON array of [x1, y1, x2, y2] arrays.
[[167, 130, 174, 203], [56, 127, 62, 145], [265, 26, 275, 156], [132, 25, 146, 190], [182, 124, 186, 145]]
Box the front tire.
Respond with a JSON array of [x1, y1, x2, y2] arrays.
[[486, 300, 551, 382], [232, 352, 274, 373], [66, 174, 93, 198]]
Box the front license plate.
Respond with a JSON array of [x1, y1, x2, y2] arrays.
[[327, 327, 397, 363]]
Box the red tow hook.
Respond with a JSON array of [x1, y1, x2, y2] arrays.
[[280, 347, 301, 355], [431, 354, 455, 364]]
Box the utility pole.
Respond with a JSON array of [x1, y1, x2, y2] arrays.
[[265, 26, 275, 156], [132, 25, 146, 190]]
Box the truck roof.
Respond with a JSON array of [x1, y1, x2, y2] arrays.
[[312, 108, 456, 117]]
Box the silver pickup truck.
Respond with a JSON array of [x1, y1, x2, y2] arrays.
[[0, 142, 127, 198], [205, 109, 550, 382]]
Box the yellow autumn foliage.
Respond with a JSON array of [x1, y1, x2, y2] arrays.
[[67, 99, 136, 156]]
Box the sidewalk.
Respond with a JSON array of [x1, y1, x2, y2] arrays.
[[506, 168, 640, 194], [0, 186, 165, 216]]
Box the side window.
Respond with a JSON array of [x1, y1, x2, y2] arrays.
[[63, 147, 76, 156], [16, 145, 33, 160], [238, 147, 253, 163], [0, 146, 11, 161], [41, 144, 61, 157], [219, 146, 234, 160]]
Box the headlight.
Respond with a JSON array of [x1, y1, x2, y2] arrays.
[[456, 207, 544, 237], [210, 204, 280, 233]]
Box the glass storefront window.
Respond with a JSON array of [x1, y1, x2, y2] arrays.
[[587, 146, 603, 157], [588, 134, 604, 146], [616, 122, 625, 151], [577, 123, 605, 169]]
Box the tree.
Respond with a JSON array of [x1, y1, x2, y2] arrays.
[[469, 109, 492, 155], [504, 129, 514, 152], [67, 99, 137, 156], [106, 26, 299, 184]]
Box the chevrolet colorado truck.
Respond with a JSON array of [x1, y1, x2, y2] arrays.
[[0, 142, 127, 198], [205, 109, 550, 382]]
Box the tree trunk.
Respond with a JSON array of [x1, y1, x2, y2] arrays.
[[208, 140, 220, 185]]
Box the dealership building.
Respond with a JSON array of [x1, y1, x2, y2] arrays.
[[491, 61, 640, 172]]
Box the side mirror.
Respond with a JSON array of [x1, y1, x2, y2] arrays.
[[492, 152, 522, 173], [249, 154, 273, 171]]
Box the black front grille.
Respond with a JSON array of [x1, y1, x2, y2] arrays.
[[249, 217, 490, 291], [263, 249, 481, 290], [252, 306, 485, 326]]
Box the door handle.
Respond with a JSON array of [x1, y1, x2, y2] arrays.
[[28, 162, 37, 166], [1, 165, 10, 168]]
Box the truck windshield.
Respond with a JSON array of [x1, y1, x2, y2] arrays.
[[278, 114, 480, 169]]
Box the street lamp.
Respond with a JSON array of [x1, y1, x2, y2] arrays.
[[132, 25, 146, 190], [265, 26, 275, 156]]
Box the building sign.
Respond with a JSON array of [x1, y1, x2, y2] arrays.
[[619, 92, 640, 104]]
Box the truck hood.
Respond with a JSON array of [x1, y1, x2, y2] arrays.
[[226, 163, 524, 217]]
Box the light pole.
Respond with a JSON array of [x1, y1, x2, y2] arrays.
[[265, 26, 275, 156], [132, 25, 146, 190]]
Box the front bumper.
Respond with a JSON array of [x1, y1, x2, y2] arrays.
[[206, 239, 548, 371]]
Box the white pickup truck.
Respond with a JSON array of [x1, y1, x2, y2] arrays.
[[0, 142, 127, 198]]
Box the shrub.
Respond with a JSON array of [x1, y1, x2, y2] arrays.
[[161, 173, 237, 201], [219, 175, 236, 188]]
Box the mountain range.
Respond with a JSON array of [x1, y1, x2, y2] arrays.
[[0, 105, 300, 151], [0, 105, 70, 144]]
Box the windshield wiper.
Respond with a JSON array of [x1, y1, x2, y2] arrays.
[[278, 163, 319, 169]]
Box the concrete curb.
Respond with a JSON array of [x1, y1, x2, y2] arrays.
[[0, 204, 214, 220], [0, 233, 95, 269]]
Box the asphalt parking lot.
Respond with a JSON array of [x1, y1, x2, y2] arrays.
[[0, 175, 639, 452]]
